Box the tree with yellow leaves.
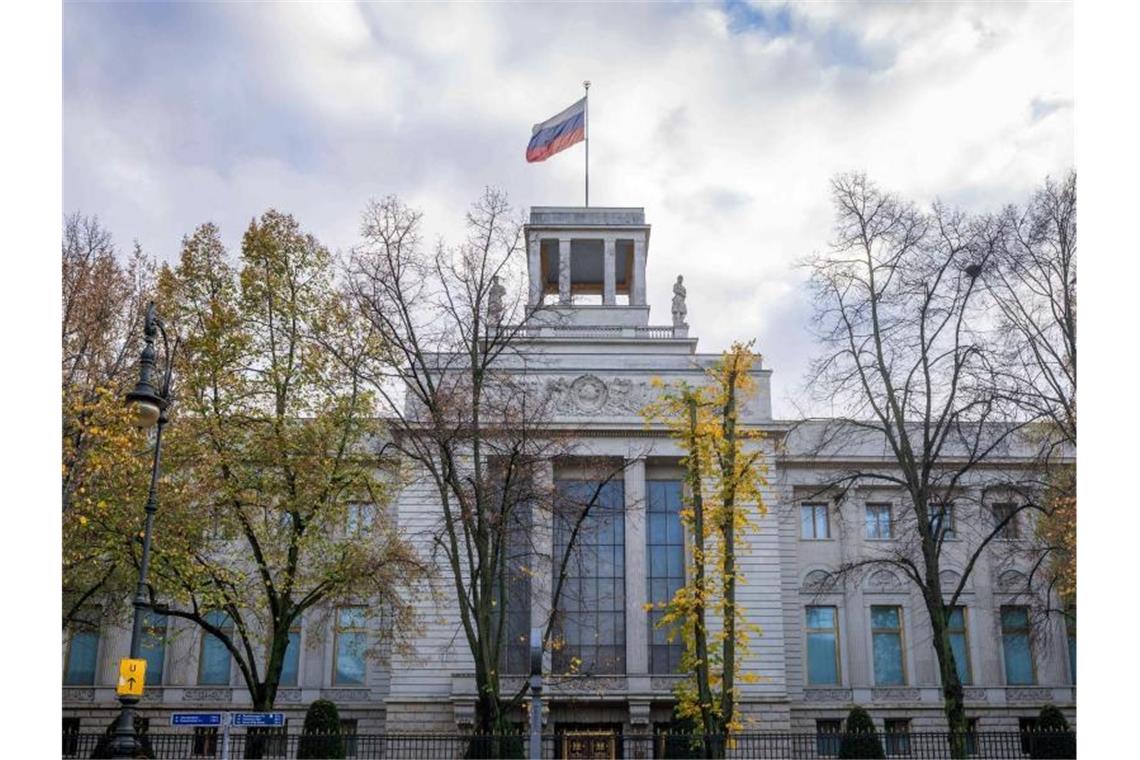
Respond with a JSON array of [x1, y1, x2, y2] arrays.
[[62, 213, 154, 630], [642, 342, 767, 754]]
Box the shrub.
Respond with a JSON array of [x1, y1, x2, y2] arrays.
[[297, 699, 344, 759], [838, 706, 884, 760], [1029, 704, 1075, 759]]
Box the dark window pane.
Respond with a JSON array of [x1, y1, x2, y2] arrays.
[[280, 629, 301, 687], [554, 479, 626, 675], [64, 630, 99, 686]]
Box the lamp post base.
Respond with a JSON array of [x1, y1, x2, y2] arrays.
[[107, 697, 144, 758]]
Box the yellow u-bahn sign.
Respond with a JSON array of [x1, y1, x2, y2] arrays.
[[116, 658, 147, 697]]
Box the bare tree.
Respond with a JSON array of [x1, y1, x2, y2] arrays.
[[985, 173, 1076, 611], [801, 173, 1053, 755], [340, 189, 638, 739], [988, 172, 1076, 452]]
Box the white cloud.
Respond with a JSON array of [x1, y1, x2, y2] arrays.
[[64, 1, 1073, 417]]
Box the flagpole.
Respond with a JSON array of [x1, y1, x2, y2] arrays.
[[583, 80, 590, 207]]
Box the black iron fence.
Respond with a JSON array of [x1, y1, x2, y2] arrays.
[[61, 730, 1077, 759]]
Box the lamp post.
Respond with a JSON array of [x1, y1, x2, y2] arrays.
[[529, 627, 543, 760], [108, 303, 175, 759]]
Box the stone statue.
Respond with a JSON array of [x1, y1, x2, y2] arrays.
[[671, 275, 687, 327], [488, 275, 506, 324]]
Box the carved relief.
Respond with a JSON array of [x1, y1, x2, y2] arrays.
[[866, 569, 902, 592], [321, 688, 370, 702], [63, 688, 95, 702], [607, 377, 647, 415], [141, 688, 164, 702], [872, 688, 919, 702], [803, 570, 838, 593], [547, 676, 626, 694], [182, 688, 233, 702], [570, 375, 608, 413], [997, 570, 1028, 592], [804, 688, 853, 702], [276, 689, 302, 703], [963, 688, 988, 702], [537, 375, 650, 417], [1007, 687, 1053, 702], [939, 569, 964, 591]]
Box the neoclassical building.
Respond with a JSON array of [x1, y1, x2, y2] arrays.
[[63, 206, 1075, 746]]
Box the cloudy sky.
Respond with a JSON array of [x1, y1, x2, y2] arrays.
[[63, 1, 1073, 417]]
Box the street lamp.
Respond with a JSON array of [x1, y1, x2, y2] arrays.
[[109, 303, 175, 759]]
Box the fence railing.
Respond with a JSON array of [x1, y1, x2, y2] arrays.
[[61, 729, 1077, 759]]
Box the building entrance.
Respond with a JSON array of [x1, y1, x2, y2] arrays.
[[558, 725, 620, 759]]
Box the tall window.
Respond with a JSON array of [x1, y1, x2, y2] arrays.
[[334, 607, 367, 685], [1001, 606, 1035, 685], [345, 502, 375, 537], [947, 606, 972, 685], [866, 503, 892, 539], [871, 606, 906, 686], [279, 619, 301, 687], [64, 623, 99, 686], [198, 611, 233, 685], [647, 480, 684, 674], [140, 612, 167, 685], [805, 606, 840, 685], [801, 503, 830, 539], [929, 503, 956, 540], [992, 503, 1020, 539], [497, 500, 532, 674], [552, 478, 626, 675]]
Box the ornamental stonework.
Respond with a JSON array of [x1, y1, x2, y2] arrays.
[[804, 688, 853, 702], [547, 675, 626, 694], [322, 688, 370, 702], [63, 688, 95, 702], [872, 687, 919, 702], [182, 688, 233, 702], [540, 375, 650, 417], [1007, 687, 1053, 702]]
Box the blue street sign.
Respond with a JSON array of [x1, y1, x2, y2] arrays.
[[171, 713, 222, 726], [231, 713, 285, 727]]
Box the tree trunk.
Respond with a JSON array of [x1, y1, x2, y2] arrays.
[[686, 397, 718, 757], [925, 595, 969, 759], [718, 368, 739, 742]]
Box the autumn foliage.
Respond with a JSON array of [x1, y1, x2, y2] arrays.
[[643, 342, 768, 745]]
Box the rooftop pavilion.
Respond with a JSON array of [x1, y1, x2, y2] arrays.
[[525, 206, 650, 309]]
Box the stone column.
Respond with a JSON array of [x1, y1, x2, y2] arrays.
[[603, 237, 616, 305], [527, 233, 542, 306], [624, 457, 648, 677], [531, 459, 555, 676], [632, 237, 647, 306], [558, 238, 572, 305]]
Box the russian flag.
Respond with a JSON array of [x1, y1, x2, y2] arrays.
[[526, 97, 586, 163]]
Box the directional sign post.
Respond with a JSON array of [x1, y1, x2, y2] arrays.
[[231, 712, 285, 727], [170, 713, 223, 727], [116, 658, 147, 697]]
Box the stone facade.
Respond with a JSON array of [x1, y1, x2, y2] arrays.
[[63, 205, 1074, 738]]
